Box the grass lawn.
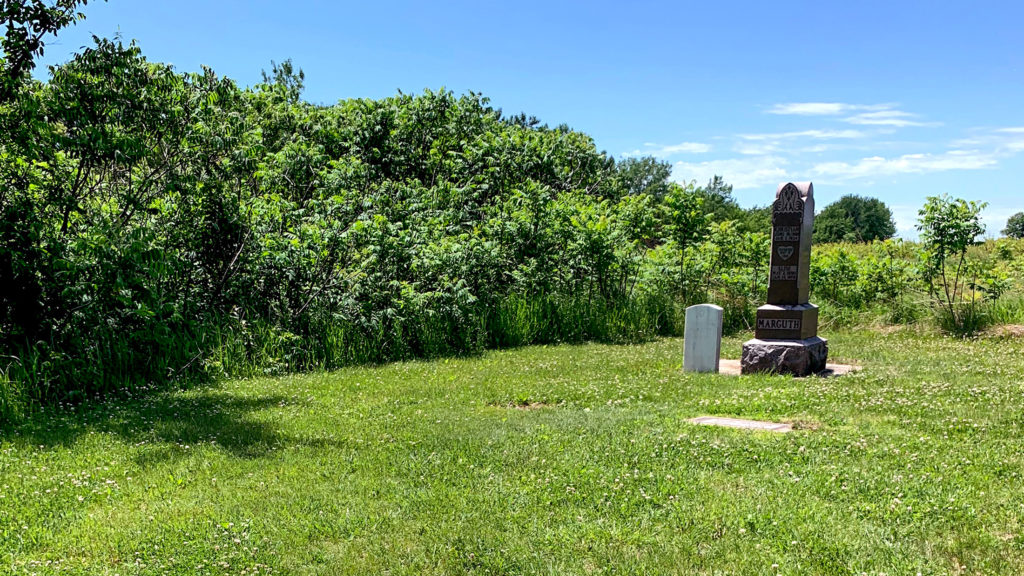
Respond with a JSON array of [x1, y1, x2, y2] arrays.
[[2, 328, 1024, 575]]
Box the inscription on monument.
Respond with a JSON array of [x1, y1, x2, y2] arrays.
[[771, 266, 797, 281], [767, 182, 812, 305], [773, 226, 800, 242], [757, 318, 801, 331]]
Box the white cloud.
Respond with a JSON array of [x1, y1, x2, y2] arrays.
[[980, 207, 1022, 239], [734, 142, 781, 155], [800, 145, 832, 154], [888, 204, 922, 235], [949, 136, 986, 147], [989, 127, 1024, 151], [671, 156, 788, 189], [622, 141, 710, 158], [767, 102, 937, 128], [810, 150, 998, 180], [739, 129, 866, 141], [655, 142, 712, 155], [767, 102, 889, 116], [625, 112, 1022, 197], [843, 110, 937, 128], [952, 127, 1024, 152], [732, 130, 866, 156]]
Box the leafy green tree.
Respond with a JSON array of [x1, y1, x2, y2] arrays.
[[0, 0, 102, 101], [1003, 211, 1024, 239], [613, 156, 671, 200], [693, 175, 770, 234], [738, 205, 771, 234], [661, 182, 706, 251], [814, 194, 896, 243], [916, 195, 993, 334], [659, 182, 707, 295], [695, 175, 737, 221]]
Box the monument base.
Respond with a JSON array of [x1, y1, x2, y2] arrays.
[[754, 303, 818, 339], [740, 336, 828, 377]]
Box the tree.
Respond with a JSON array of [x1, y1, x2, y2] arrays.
[[613, 156, 672, 200], [0, 0, 102, 101], [260, 58, 305, 102], [695, 175, 737, 221], [660, 182, 708, 295], [814, 194, 896, 243], [1003, 212, 1024, 239], [737, 205, 771, 234], [917, 195, 995, 335], [694, 175, 770, 234]]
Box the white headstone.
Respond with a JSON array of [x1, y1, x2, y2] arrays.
[[684, 304, 723, 373]]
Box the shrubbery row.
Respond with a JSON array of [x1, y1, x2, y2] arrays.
[[1, 39, 1021, 419], [0, 41, 758, 417]]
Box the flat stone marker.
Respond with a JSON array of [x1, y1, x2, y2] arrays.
[[684, 304, 723, 373], [689, 416, 792, 432]]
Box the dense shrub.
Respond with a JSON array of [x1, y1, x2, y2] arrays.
[[810, 240, 917, 311], [0, 41, 721, 417]]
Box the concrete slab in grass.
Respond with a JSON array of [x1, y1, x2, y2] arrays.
[[689, 416, 792, 432]]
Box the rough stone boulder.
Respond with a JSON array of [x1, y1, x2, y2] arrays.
[[740, 337, 828, 377]]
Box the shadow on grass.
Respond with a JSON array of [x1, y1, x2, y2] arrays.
[[0, 334, 689, 462], [1, 386, 301, 462]]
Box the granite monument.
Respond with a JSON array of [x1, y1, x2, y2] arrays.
[[741, 182, 828, 376]]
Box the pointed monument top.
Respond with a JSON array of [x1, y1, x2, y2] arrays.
[[777, 182, 814, 197]]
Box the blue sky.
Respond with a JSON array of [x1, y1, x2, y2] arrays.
[[36, 0, 1024, 237]]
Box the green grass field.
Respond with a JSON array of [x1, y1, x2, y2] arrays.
[[3, 328, 1023, 575]]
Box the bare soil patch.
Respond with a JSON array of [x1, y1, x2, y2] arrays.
[[983, 324, 1024, 339]]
